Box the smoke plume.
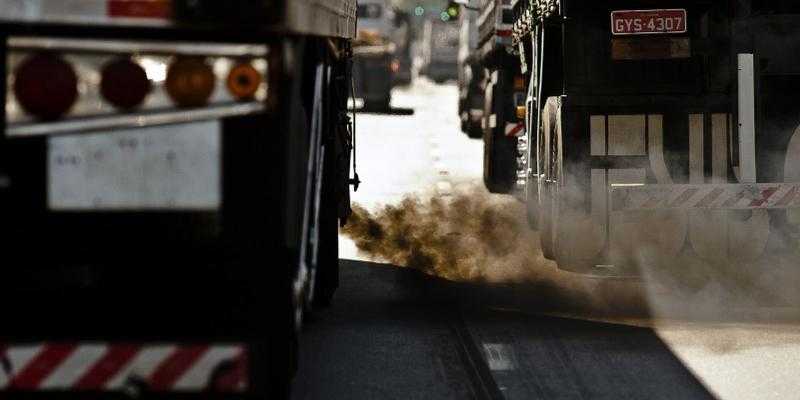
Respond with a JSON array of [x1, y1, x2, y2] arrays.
[[341, 185, 800, 322], [342, 188, 550, 283]]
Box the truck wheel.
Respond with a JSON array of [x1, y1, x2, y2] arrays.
[[525, 171, 539, 230], [538, 97, 559, 260], [467, 123, 483, 140], [482, 77, 516, 194]]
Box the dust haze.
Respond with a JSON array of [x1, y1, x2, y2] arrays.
[[342, 186, 650, 317], [342, 185, 800, 322]]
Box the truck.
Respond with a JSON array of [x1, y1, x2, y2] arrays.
[[420, 18, 461, 83], [390, 9, 414, 87], [510, 0, 800, 274], [353, 0, 395, 111], [457, 0, 485, 139], [473, 0, 528, 194], [0, 0, 356, 398]]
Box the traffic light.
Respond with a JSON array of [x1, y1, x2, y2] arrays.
[[442, 1, 461, 21]]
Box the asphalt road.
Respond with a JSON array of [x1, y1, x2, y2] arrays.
[[293, 260, 712, 400], [294, 79, 800, 399]]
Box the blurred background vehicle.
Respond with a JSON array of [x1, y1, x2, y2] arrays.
[[473, 0, 523, 194], [456, 0, 483, 138], [420, 15, 460, 83], [353, 0, 396, 110], [390, 8, 414, 87]]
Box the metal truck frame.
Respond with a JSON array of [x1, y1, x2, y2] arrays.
[[0, 1, 356, 398], [513, 0, 800, 274]]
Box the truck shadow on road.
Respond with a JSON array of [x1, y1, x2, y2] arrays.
[[352, 106, 415, 116], [293, 259, 714, 400]]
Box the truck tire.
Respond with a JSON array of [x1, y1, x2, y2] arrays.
[[538, 97, 559, 260], [483, 76, 516, 194], [525, 171, 539, 230]]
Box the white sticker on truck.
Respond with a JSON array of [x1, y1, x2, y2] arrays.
[[48, 121, 221, 211]]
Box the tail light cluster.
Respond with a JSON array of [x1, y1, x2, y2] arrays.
[[6, 37, 269, 135]]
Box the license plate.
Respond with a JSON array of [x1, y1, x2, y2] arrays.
[[48, 121, 221, 211], [611, 9, 687, 35]]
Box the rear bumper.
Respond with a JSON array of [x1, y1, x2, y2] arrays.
[[0, 341, 248, 395]]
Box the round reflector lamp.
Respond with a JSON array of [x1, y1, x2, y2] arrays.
[[14, 53, 78, 120], [165, 57, 216, 108], [226, 62, 262, 101], [101, 58, 152, 110]]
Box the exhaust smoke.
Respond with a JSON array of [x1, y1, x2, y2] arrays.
[[342, 188, 548, 282], [341, 185, 800, 322]]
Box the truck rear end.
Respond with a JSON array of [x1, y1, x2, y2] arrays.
[[515, 1, 800, 274], [0, 0, 356, 398]]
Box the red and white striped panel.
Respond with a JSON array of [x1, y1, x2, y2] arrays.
[[0, 343, 247, 393], [505, 122, 525, 137], [611, 183, 800, 211]]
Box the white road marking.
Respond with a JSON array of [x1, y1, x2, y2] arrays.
[[436, 181, 452, 195], [482, 343, 515, 371]]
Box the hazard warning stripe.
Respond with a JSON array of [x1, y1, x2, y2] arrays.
[[75, 344, 140, 390], [0, 343, 247, 393], [148, 345, 209, 390], [611, 183, 800, 211], [505, 122, 525, 137], [9, 343, 77, 389]]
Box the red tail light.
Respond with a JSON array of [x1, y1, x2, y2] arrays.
[[226, 62, 262, 101], [101, 58, 152, 110], [165, 57, 216, 108], [13, 53, 78, 120]]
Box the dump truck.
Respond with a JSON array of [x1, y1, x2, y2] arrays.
[[0, 0, 356, 398], [512, 0, 800, 274]]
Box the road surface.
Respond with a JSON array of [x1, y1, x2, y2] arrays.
[[293, 79, 800, 399]]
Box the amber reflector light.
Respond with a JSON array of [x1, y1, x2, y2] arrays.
[[101, 58, 152, 110], [165, 57, 216, 107], [226, 62, 262, 101], [14, 53, 78, 120]]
